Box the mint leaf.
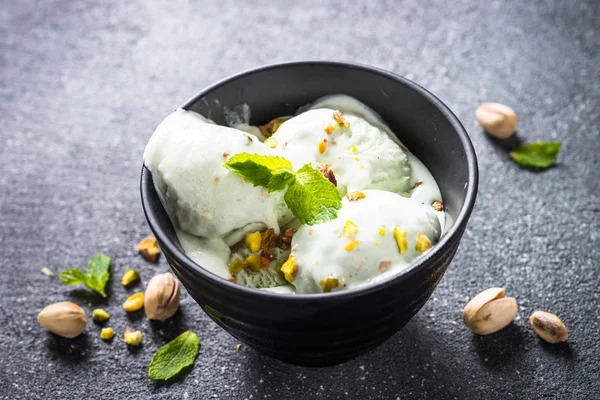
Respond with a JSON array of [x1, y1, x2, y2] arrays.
[[58, 253, 111, 297], [225, 153, 342, 224], [148, 330, 200, 381], [224, 153, 293, 188], [510, 141, 561, 169], [284, 164, 342, 225], [267, 169, 296, 193], [84, 253, 111, 297], [59, 268, 87, 285]]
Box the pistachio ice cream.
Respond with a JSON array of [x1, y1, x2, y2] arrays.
[[144, 110, 290, 246], [143, 95, 446, 294], [287, 190, 441, 293]]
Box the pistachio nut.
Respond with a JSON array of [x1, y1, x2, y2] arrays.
[[37, 302, 87, 338], [529, 310, 568, 344], [475, 102, 518, 139], [463, 287, 518, 335], [144, 273, 180, 321]]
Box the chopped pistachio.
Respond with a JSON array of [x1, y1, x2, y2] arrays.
[[281, 228, 295, 249], [415, 234, 432, 253], [333, 110, 350, 128], [260, 228, 277, 253], [121, 269, 140, 286], [318, 140, 328, 154], [92, 308, 110, 322], [264, 137, 277, 149], [280, 255, 297, 283], [123, 292, 144, 312], [228, 258, 243, 274], [378, 225, 386, 237], [344, 240, 359, 251], [316, 163, 337, 186], [100, 327, 114, 340], [244, 231, 261, 253], [343, 220, 359, 237], [345, 191, 366, 202], [324, 123, 338, 134], [244, 254, 262, 272], [138, 236, 160, 262], [393, 227, 408, 254], [124, 329, 142, 346], [320, 276, 339, 293]]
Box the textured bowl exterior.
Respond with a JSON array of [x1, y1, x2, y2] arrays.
[[141, 61, 478, 366]]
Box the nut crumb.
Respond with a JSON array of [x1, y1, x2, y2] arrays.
[[432, 200, 443, 212], [316, 164, 337, 186], [235, 343, 242, 350], [413, 181, 423, 189], [281, 228, 295, 249], [138, 236, 160, 262], [222, 151, 229, 158], [333, 110, 350, 127], [227, 275, 237, 283], [345, 191, 366, 201], [378, 261, 392, 273], [243, 134, 253, 143], [41, 267, 54, 277], [260, 228, 277, 253]]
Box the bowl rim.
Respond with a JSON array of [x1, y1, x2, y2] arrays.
[[140, 60, 478, 302]]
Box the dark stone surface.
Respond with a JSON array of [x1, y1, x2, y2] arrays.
[[0, 0, 598, 398]]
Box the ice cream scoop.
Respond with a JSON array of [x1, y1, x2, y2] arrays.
[[270, 108, 412, 195], [143, 110, 289, 246], [288, 190, 441, 294]]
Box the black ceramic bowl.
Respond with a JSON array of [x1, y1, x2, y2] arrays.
[[141, 61, 478, 367]]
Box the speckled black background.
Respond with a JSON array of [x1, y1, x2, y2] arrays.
[[1, 0, 599, 399]]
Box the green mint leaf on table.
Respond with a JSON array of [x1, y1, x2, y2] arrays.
[[148, 330, 200, 381], [224, 153, 342, 224], [224, 153, 293, 189], [284, 164, 342, 225], [59, 268, 87, 285], [84, 253, 111, 296], [58, 253, 111, 297], [509, 141, 561, 169]]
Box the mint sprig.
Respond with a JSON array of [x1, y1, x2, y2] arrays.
[[148, 330, 200, 381], [59, 253, 111, 297], [509, 141, 561, 169], [224, 153, 342, 225]]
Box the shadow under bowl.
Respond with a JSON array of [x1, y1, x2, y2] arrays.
[[140, 61, 478, 367]]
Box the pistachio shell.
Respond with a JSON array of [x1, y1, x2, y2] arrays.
[[144, 273, 180, 320], [37, 302, 87, 338]]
